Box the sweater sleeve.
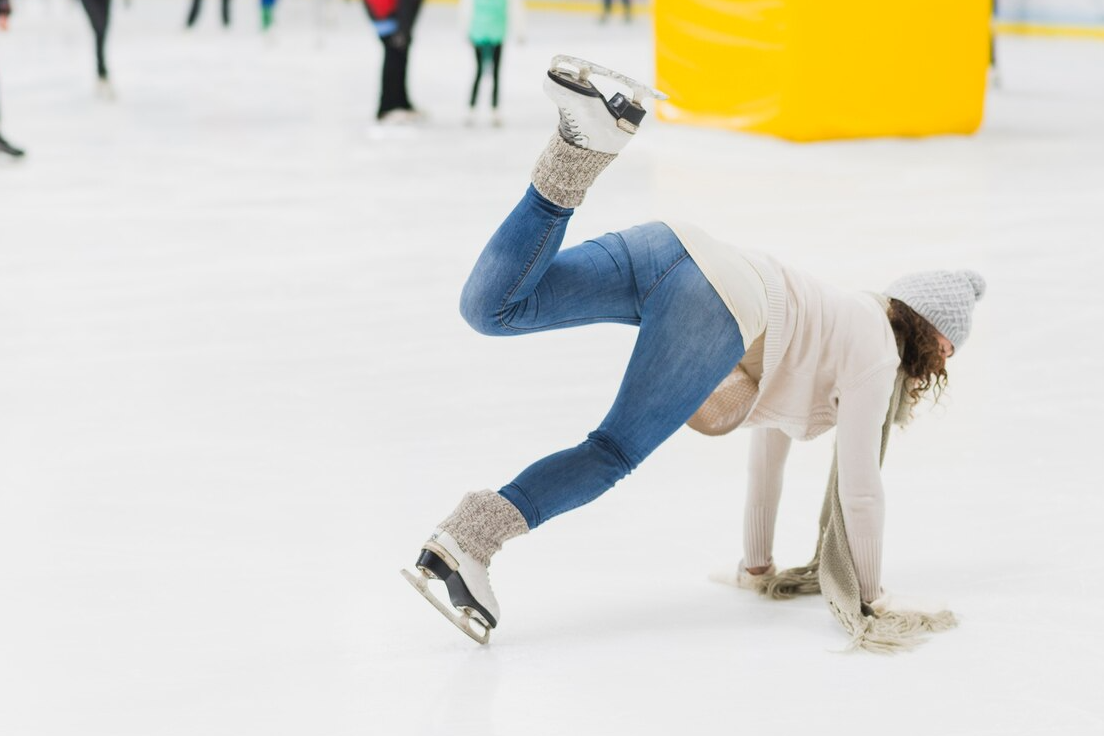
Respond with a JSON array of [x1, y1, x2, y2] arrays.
[[743, 428, 792, 568], [0, 0, 11, 18], [835, 367, 896, 603]]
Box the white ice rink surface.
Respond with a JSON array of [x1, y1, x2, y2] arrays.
[[2, 2, 1104, 734]]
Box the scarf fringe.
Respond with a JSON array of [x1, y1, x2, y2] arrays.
[[759, 562, 821, 599], [840, 609, 959, 654], [754, 558, 958, 654]]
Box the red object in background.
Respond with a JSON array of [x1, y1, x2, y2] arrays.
[[364, 0, 398, 20]]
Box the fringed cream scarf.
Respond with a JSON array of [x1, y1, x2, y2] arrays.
[[756, 371, 957, 652]]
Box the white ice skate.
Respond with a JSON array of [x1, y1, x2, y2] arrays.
[[400, 529, 500, 645], [543, 54, 667, 154]]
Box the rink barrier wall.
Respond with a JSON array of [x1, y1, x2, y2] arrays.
[[995, 20, 1104, 39], [427, 0, 652, 11], [427, 0, 1104, 41]]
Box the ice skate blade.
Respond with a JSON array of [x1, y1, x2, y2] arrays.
[[400, 568, 491, 645], [549, 54, 667, 104]]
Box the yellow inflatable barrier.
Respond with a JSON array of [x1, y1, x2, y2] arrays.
[[655, 0, 991, 141]]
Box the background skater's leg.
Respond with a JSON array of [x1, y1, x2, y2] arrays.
[[469, 43, 484, 110], [186, 0, 202, 28]]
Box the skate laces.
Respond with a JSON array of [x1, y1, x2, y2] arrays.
[[557, 110, 585, 146]]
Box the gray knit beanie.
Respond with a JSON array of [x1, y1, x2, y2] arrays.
[[884, 270, 986, 350]]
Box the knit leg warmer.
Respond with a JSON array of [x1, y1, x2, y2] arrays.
[[437, 490, 529, 567], [531, 134, 618, 208]]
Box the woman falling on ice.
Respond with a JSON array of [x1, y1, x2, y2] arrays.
[[402, 56, 986, 646]]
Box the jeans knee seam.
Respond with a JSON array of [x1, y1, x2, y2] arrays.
[[588, 429, 640, 476], [610, 231, 638, 309], [496, 207, 564, 332], [641, 252, 689, 306]]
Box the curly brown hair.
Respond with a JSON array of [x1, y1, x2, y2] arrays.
[[887, 298, 948, 405]]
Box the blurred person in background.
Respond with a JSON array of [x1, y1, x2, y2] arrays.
[[600, 0, 631, 24], [77, 0, 113, 97], [363, 0, 423, 123], [260, 0, 277, 30], [186, 0, 231, 29], [460, 0, 524, 127], [0, 0, 25, 157]]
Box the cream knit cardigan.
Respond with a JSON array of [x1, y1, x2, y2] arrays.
[[667, 222, 900, 603]]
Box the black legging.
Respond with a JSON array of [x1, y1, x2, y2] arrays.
[[79, 0, 111, 80], [379, 37, 412, 117], [470, 43, 502, 109], [187, 0, 231, 27], [364, 0, 423, 118], [602, 0, 631, 16]]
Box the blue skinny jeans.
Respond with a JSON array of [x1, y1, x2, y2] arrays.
[[460, 185, 746, 529]]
